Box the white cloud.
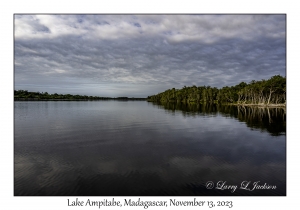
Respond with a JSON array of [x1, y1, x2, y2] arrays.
[[15, 15, 285, 42]]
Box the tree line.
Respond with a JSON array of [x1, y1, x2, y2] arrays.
[[147, 75, 286, 105], [14, 90, 146, 101]]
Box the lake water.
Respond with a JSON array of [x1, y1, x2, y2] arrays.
[[14, 101, 286, 196]]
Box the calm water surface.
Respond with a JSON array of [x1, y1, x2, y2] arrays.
[[14, 101, 286, 196]]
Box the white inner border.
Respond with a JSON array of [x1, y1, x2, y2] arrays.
[[2, 1, 297, 209]]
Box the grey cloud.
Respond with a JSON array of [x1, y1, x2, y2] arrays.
[[14, 15, 286, 97]]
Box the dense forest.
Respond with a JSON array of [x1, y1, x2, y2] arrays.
[[147, 75, 286, 106], [14, 90, 146, 101]]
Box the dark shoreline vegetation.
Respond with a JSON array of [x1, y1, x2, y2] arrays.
[[14, 90, 146, 101], [147, 75, 286, 107]]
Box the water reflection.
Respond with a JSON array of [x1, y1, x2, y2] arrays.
[[14, 101, 286, 196], [151, 102, 286, 136]]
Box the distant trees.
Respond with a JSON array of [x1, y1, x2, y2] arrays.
[[14, 90, 112, 100], [14, 90, 146, 101], [147, 75, 286, 105]]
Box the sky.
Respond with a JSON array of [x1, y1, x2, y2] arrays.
[[14, 14, 286, 97]]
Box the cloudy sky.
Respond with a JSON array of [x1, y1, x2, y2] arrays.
[[14, 14, 286, 97]]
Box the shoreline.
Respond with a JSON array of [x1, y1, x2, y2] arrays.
[[14, 98, 147, 101], [147, 100, 286, 108], [229, 103, 286, 108]]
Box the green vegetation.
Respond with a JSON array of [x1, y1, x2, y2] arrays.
[[147, 75, 286, 106], [14, 90, 146, 101]]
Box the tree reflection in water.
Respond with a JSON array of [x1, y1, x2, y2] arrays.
[[150, 102, 286, 136]]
